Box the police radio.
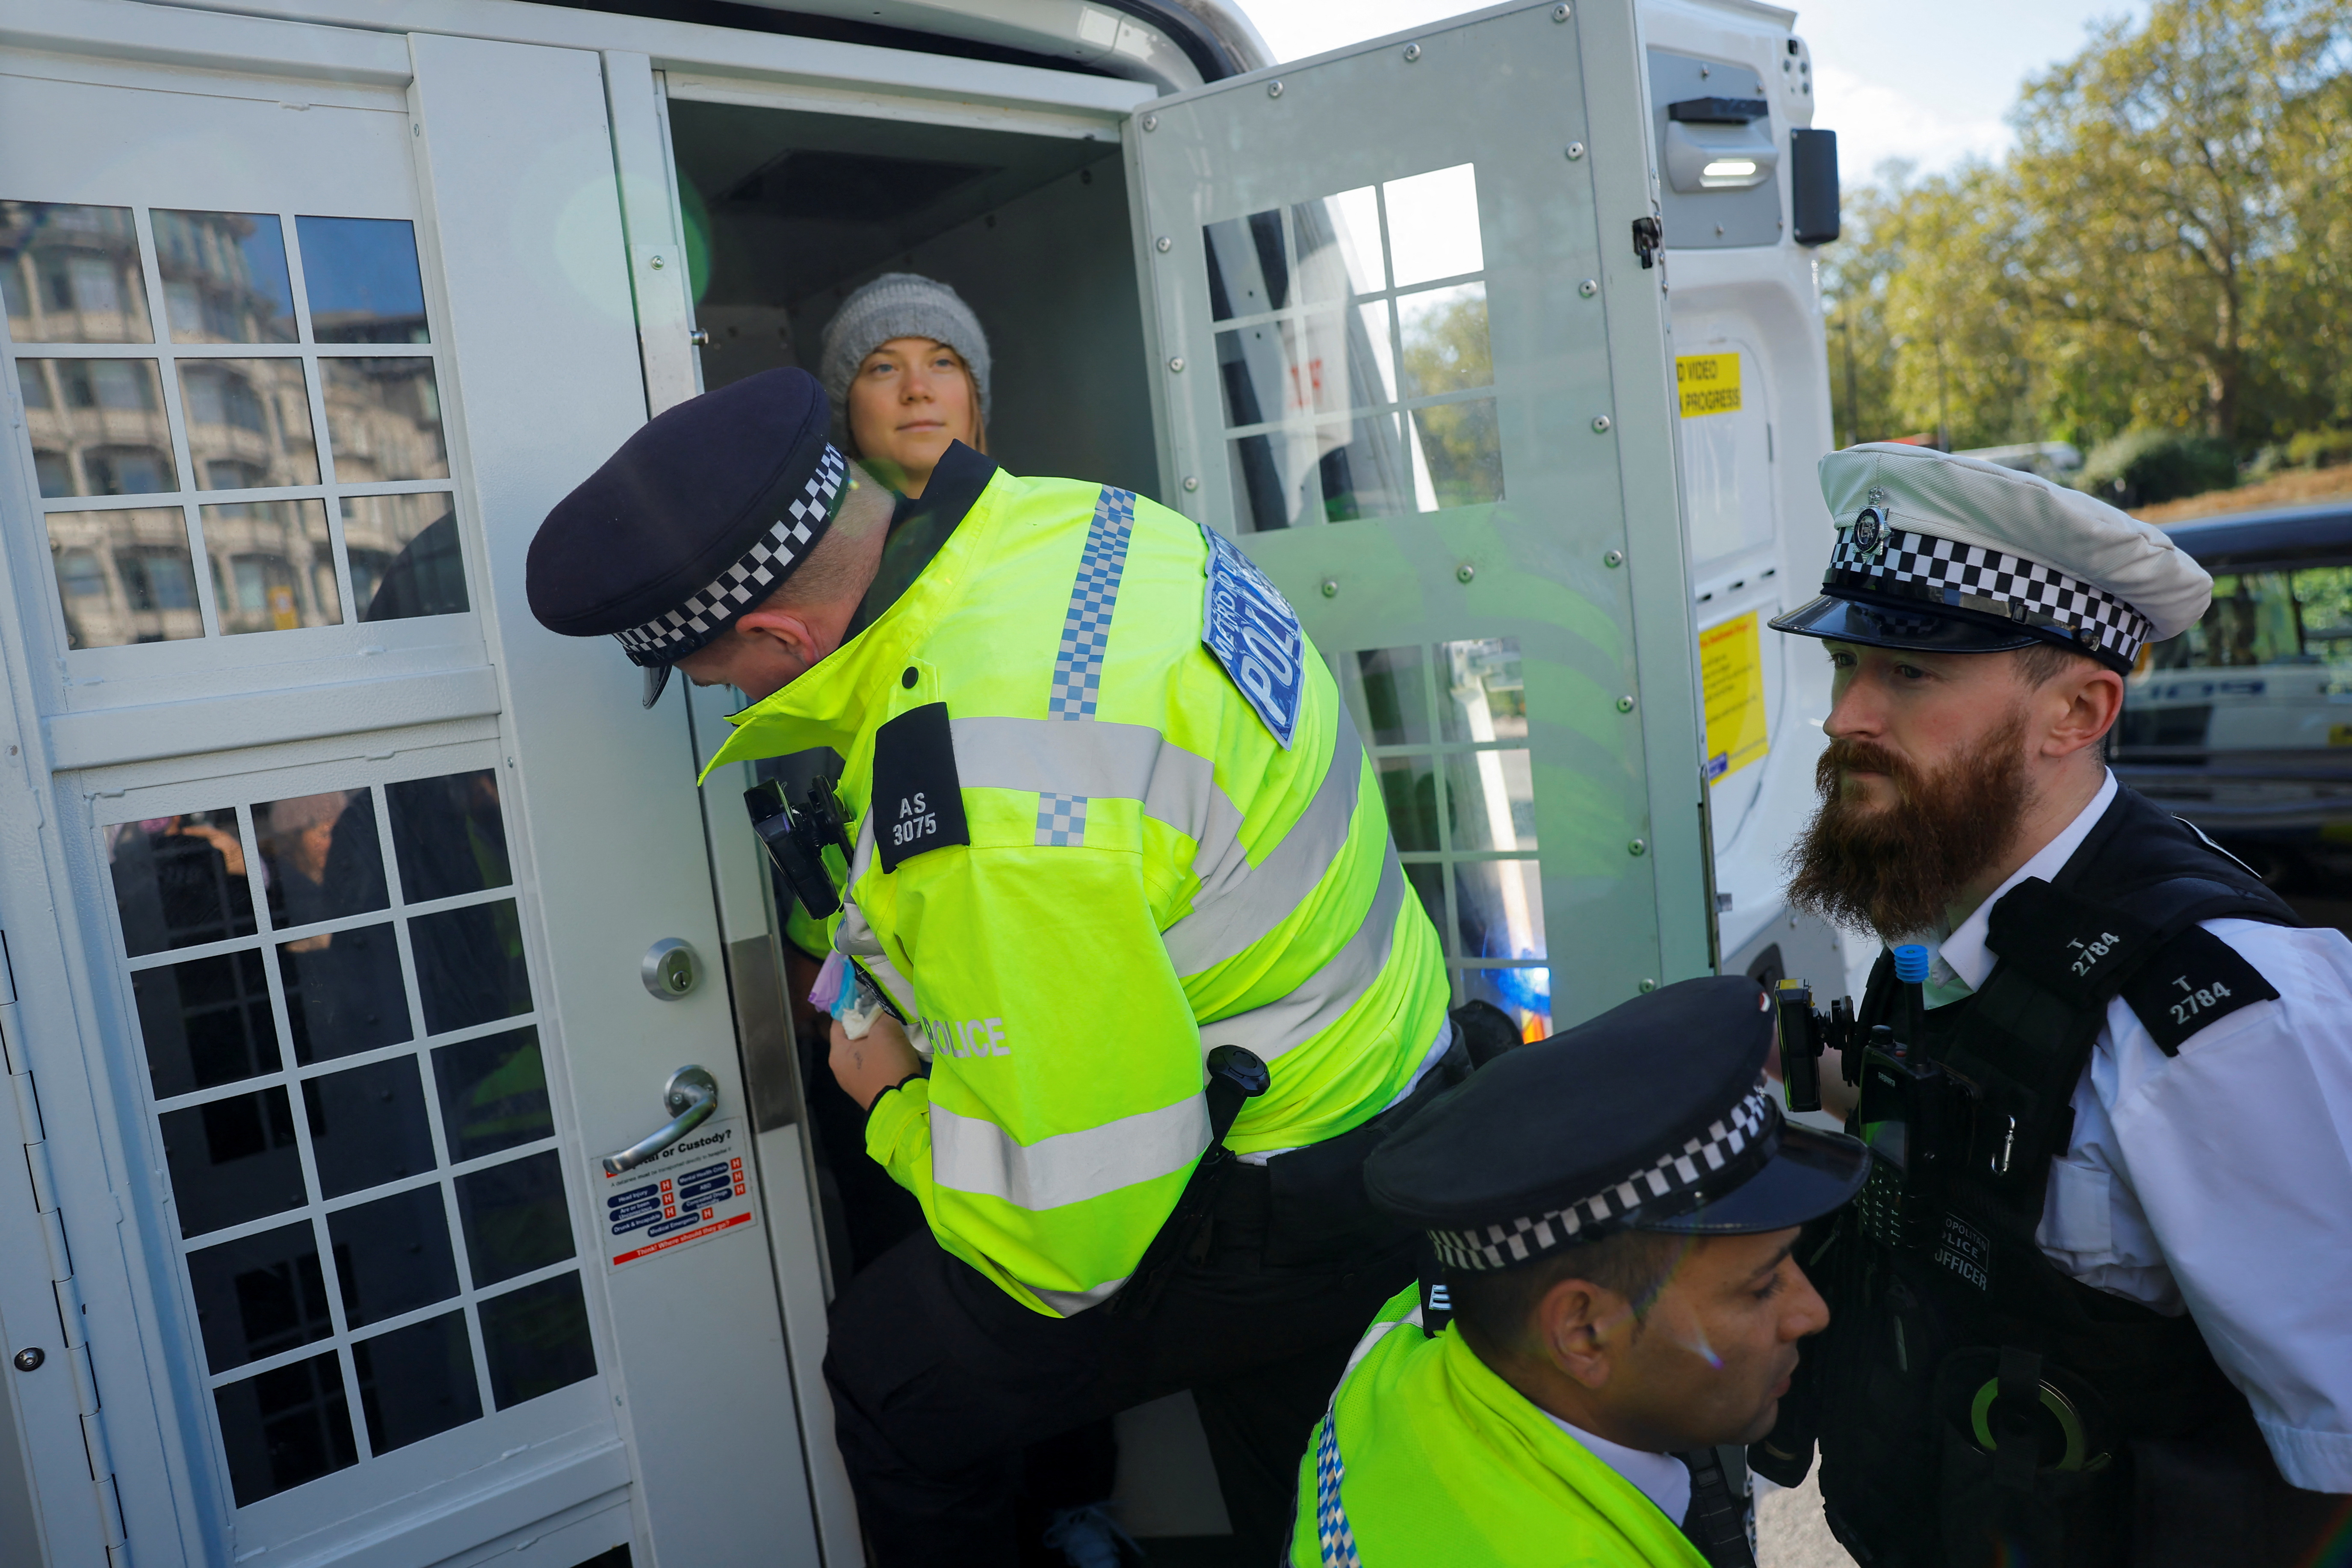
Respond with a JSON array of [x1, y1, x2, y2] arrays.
[[1784, 947, 1983, 1254], [745, 777, 853, 919]]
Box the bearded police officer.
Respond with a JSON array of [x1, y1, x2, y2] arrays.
[[1294, 976, 1867, 1568], [1761, 443, 2352, 1565], [527, 369, 1460, 1566]]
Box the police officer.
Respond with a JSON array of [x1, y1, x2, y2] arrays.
[[526, 369, 1460, 1565], [1294, 975, 1867, 1567], [1762, 443, 2352, 1565]]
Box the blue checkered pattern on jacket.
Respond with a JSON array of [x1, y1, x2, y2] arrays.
[[1313, 1410, 1362, 1568], [1034, 487, 1135, 847], [1036, 791, 1087, 847]]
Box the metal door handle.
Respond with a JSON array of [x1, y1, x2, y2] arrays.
[[602, 1066, 718, 1175]]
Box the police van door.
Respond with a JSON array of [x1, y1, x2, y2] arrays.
[[0, 11, 816, 1567], [1127, 0, 1707, 1035]]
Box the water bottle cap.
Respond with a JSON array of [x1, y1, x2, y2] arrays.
[[1892, 943, 1932, 983]]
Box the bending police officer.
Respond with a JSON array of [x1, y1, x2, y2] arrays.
[[525, 369, 1460, 1565], [1761, 443, 2352, 1565]]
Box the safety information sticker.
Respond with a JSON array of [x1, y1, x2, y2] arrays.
[[599, 1115, 757, 1269], [1700, 612, 1769, 783], [1200, 523, 1303, 749], [1677, 352, 1742, 418]]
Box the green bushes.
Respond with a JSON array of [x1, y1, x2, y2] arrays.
[[2246, 429, 2352, 479], [2073, 430, 2238, 508], [2286, 430, 2352, 470]]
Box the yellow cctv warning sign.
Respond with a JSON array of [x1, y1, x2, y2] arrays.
[[1678, 352, 1741, 418], [1701, 612, 1768, 783]]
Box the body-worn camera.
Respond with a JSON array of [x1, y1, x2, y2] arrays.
[[745, 777, 853, 918], [1773, 978, 1856, 1113]]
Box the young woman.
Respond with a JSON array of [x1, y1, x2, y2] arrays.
[[818, 272, 989, 499]]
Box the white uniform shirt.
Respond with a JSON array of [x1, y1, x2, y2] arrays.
[[1917, 770, 2352, 1492], [1545, 1412, 1692, 1524]]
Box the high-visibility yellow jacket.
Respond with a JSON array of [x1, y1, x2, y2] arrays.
[[705, 470, 1450, 1314], [1292, 1285, 1709, 1567]]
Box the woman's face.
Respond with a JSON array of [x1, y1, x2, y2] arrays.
[[846, 337, 979, 496]]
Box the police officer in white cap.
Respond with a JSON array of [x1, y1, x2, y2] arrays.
[[1759, 444, 2352, 1565]]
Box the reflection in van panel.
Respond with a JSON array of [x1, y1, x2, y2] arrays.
[[2117, 703, 2213, 748]]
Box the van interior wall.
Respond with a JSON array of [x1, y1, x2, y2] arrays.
[[671, 101, 1159, 500]]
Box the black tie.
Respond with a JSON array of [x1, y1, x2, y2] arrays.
[[1677, 1446, 1758, 1568]]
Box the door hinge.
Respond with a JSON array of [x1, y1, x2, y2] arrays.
[[2, 991, 133, 1565]]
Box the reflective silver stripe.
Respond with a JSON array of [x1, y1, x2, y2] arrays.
[[929, 1096, 1208, 1211], [1032, 1276, 1129, 1316], [836, 817, 888, 956], [835, 898, 883, 957], [953, 715, 1232, 842], [848, 808, 876, 883], [1340, 1307, 1418, 1385], [953, 712, 1366, 978], [1202, 853, 1406, 1063], [1161, 706, 1363, 974]]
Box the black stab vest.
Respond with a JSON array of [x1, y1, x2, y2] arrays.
[[1755, 786, 2323, 1568]]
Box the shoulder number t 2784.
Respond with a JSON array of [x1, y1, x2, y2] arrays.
[[2169, 973, 2234, 1027]]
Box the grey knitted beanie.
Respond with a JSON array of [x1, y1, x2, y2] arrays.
[[818, 272, 991, 431]]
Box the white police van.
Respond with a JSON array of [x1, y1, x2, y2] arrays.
[[0, 0, 1852, 1560]]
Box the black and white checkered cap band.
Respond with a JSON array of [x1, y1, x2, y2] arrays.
[[1428, 1081, 1777, 1273], [612, 444, 848, 667], [1827, 523, 2155, 664]]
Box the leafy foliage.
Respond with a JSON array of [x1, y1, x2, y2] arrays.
[[2076, 428, 2240, 505], [1821, 0, 2352, 460], [1401, 295, 1503, 509]]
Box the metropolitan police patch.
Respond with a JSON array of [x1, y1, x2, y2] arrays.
[[1200, 523, 1303, 749]]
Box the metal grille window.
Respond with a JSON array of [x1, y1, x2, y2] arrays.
[[1338, 637, 1547, 1039], [1206, 163, 1503, 532], [105, 768, 594, 1507], [2, 201, 464, 648]]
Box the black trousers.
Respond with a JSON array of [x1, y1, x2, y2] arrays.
[[823, 1163, 1417, 1568]]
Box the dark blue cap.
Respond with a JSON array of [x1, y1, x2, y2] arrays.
[[528, 368, 846, 703], [1367, 976, 1867, 1271]]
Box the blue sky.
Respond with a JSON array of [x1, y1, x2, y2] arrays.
[[1241, 0, 2151, 180]]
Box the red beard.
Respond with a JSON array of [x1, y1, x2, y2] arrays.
[[1784, 715, 2032, 936]]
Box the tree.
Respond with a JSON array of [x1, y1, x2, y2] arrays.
[[2008, 0, 2350, 442], [1823, 0, 2352, 458]]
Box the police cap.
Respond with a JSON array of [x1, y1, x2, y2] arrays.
[[1770, 443, 2212, 674], [1366, 976, 1867, 1272], [527, 367, 848, 706]]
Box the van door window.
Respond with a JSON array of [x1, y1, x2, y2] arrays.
[[1213, 164, 1502, 531], [104, 769, 594, 1507], [5, 201, 465, 647], [1341, 637, 1545, 1038]]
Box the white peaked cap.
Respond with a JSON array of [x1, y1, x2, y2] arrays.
[[1771, 443, 2213, 671], [1820, 444, 2211, 640]]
